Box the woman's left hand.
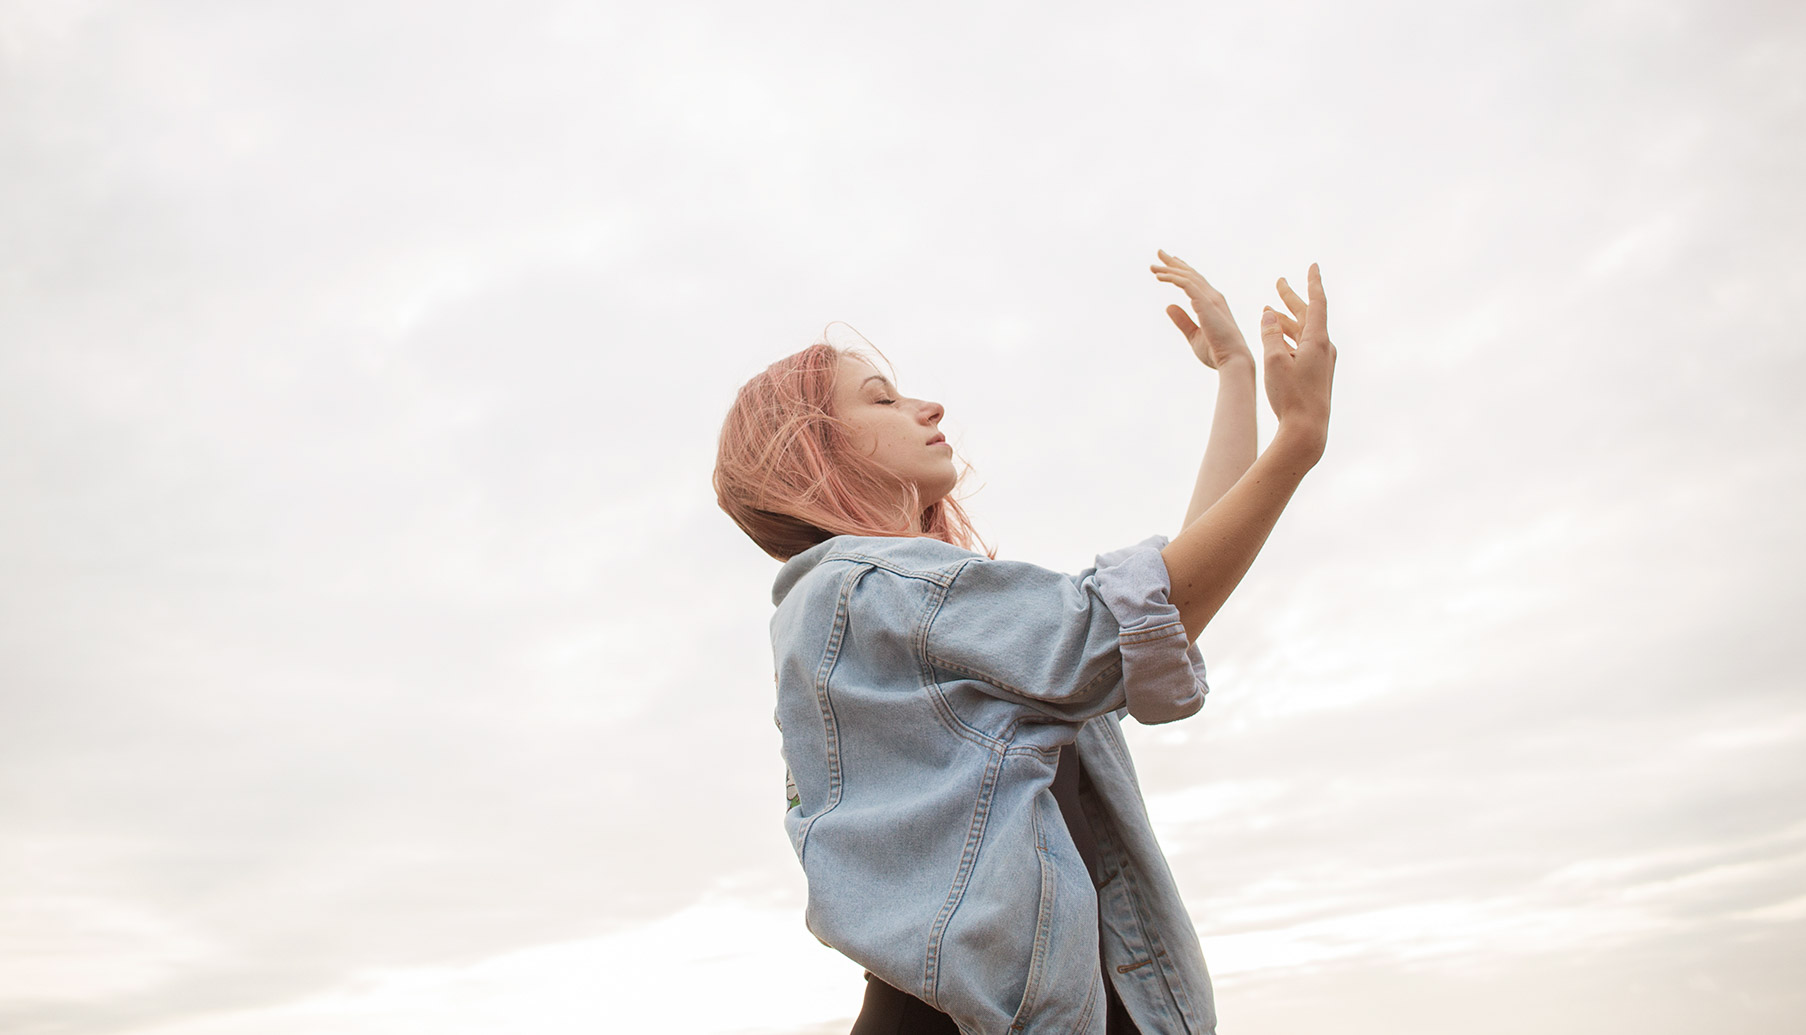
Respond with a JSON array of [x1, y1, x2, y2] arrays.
[[1151, 250, 1255, 371]]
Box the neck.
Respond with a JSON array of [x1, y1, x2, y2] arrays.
[[894, 501, 925, 536]]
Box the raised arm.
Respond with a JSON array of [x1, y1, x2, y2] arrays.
[[1150, 250, 1260, 527], [1161, 263, 1337, 643], [1183, 359, 1259, 528]]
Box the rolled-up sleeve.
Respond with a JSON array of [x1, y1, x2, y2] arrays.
[[923, 535, 1209, 724]]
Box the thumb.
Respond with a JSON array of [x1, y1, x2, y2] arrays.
[[1260, 307, 1290, 357], [1166, 304, 1199, 339]]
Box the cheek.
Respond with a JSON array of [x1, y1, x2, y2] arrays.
[[843, 420, 882, 458]]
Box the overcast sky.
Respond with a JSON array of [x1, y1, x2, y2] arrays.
[[3, 1, 1803, 1033]]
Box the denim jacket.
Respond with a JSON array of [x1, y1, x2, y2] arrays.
[[771, 533, 1217, 1034]]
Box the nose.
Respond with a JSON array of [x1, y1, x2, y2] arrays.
[[919, 399, 944, 425]]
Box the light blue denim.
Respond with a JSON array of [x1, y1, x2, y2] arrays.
[[770, 533, 1217, 1034]]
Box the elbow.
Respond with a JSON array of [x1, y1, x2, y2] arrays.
[[1126, 680, 1206, 724], [1119, 624, 1210, 725]]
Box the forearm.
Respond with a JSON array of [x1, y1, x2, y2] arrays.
[[1162, 423, 1323, 643], [1182, 356, 1258, 529]]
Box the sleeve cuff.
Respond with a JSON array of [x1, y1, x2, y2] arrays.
[[1092, 534, 1209, 724]]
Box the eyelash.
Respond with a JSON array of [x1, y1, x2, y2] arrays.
[[877, 398, 897, 405]]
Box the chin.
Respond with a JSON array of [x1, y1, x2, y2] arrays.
[[910, 462, 960, 511]]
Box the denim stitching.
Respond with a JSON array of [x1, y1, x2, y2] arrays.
[[923, 652, 1125, 706], [1118, 621, 1188, 645], [1006, 794, 1057, 1032], [829, 548, 961, 587], [1117, 859, 1187, 1028], [922, 741, 1004, 1005], [792, 563, 859, 864], [919, 577, 1009, 751]]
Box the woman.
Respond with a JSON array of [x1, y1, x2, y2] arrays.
[[713, 253, 1336, 1034]]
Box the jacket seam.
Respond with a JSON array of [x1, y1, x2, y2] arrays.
[[1116, 857, 1189, 1030], [790, 563, 860, 864], [1064, 974, 1102, 1035], [924, 556, 1128, 707], [1097, 719, 1203, 1032], [918, 576, 1010, 751], [822, 549, 962, 587], [1118, 621, 1188, 645], [925, 652, 1124, 706], [1007, 794, 1056, 1029], [922, 742, 1006, 1006]]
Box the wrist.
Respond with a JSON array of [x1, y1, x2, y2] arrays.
[[1269, 419, 1328, 468], [1214, 352, 1257, 378]]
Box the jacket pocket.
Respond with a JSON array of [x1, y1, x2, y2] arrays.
[[1004, 796, 1103, 1034]]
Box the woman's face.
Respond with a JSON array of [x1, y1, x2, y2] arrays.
[[830, 354, 958, 515]]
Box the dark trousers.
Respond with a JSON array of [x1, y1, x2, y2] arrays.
[[850, 973, 1140, 1034]]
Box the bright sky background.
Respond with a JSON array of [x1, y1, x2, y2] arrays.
[[4, 1, 1803, 1033]]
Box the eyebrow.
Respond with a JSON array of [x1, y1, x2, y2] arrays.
[[860, 375, 894, 391]]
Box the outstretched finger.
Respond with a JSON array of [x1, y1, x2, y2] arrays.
[[1154, 253, 1217, 290], [1260, 308, 1293, 357], [1305, 263, 1328, 340], [1276, 277, 1308, 321], [1153, 271, 1217, 301]]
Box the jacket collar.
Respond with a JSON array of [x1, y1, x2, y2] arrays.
[[771, 536, 847, 606]]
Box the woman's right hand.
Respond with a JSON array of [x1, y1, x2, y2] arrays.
[[1259, 264, 1336, 458]]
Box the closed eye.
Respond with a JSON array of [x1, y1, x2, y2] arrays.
[[876, 398, 897, 405]]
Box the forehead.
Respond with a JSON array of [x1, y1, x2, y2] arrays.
[[834, 354, 892, 394]]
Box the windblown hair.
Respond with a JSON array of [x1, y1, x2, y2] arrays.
[[714, 340, 990, 561]]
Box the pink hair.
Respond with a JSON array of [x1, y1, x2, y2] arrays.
[[714, 339, 991, 562]]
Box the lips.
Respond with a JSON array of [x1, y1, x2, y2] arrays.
[[926, 434, 946, 446]]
